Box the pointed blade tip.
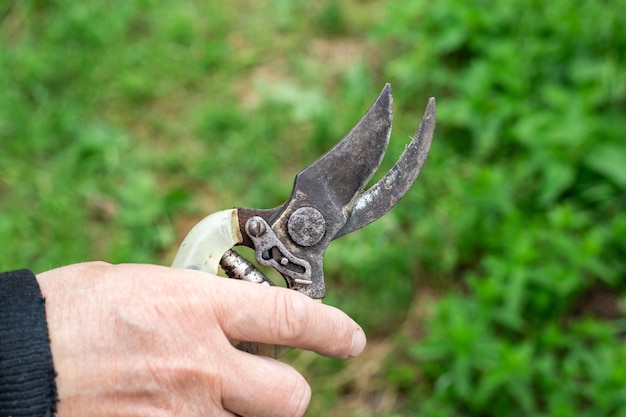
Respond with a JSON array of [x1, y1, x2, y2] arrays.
[[424, 97, 436, 122], [379, 83, 393, 113]]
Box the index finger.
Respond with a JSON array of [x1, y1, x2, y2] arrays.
[[211, 279, 367, 359]]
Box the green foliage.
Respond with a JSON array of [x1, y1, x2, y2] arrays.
[[374, 0, 626, 415], [411, 211, 626, 416]]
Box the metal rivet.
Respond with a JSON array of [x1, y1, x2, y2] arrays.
[[287, 207, 326, 247]]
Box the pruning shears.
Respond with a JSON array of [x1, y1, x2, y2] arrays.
[[172, 84, 436, 356]]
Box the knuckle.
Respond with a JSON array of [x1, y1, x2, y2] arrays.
[[272, 290, 310, 343]]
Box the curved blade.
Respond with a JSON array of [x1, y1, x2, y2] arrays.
[[292, 83, 393, 211], [335, 97, 436, 239], [259, 84, 393, 299]]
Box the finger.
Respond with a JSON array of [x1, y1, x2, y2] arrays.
[[212, 279, 367, 359], [220, 352, 311, 417]]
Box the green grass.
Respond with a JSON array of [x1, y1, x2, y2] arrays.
[[2, 0, 626, 415]]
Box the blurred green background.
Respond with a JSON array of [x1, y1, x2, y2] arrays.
[[2, 0, 625, 415]]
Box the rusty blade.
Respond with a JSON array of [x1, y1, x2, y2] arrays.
[[290, 83, 393, 214], [260, 84, 393, 299], [334, 97, 436, 239]]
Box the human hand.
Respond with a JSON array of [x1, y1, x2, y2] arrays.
[[36, 262, 366, 417]]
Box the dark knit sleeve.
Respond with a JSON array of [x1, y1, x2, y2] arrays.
[[0, 269, 58, 417]]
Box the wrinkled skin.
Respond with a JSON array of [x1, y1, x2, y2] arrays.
[[37, 262, 366, 417]]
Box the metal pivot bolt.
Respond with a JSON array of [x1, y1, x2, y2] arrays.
[[287, 207, 326, 247]]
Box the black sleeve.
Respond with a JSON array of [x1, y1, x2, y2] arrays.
[[0, 269, 58, 417]]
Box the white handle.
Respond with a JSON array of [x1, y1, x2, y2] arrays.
[[171, 209, 242, 274]]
